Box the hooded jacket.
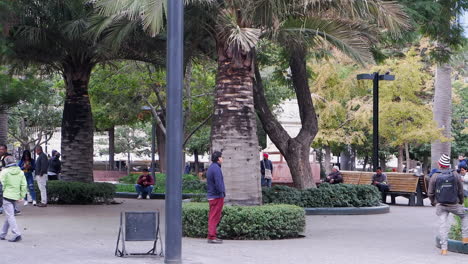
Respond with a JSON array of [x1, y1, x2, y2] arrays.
[[0, 165, 27, 201]]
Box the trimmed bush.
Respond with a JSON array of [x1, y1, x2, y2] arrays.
[[263, 183, 381, 208], [117, 173, 206, 193], [35, 181, 116, 204], [182, 203, 305, 240], [449, 198, 468, 241]]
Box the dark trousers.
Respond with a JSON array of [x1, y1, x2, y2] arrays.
[[208, 198, 224, 240], [374, 183, 389, 202]]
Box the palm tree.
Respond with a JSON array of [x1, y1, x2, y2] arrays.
[[1, 0, 166, 182]]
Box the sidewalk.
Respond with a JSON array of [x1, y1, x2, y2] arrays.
[[0, 198, 465, 264]]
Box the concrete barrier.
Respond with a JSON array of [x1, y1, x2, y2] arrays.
[[304, 204, 390, 215]]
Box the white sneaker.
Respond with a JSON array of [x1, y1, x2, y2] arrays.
[[137, 195, 142, 199], [146, 195, 151, 200], [23, 201, 29, 206], [32, 201, 37, 206]]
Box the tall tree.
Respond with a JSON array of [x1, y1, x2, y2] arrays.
[[1, 0, 165, 182]]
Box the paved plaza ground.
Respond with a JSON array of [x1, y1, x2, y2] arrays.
[[0, 198, 466, 264]]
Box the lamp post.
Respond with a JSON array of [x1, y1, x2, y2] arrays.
[[357, 72, 395, 171], [165, 0, 184, 263]]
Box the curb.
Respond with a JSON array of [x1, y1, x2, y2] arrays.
[[436, 236, 468, 254], [115, 192, 205, 200], [304, 204, 390, 215]]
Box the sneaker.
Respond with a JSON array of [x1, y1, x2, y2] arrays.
[[207, 238, 223, 244], [37, 203, 47, 207], [137, 195, 142, 199], [146, 195, 151, 200], [8, 236, 21, 242], [24, 201, 29, 206], [441, 249, 447, 255], [32, 201, 37, 206], [0, 237, 5, 240], [14, 210, 21, 216]]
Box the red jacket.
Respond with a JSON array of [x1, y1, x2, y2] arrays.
[[137, 174, 154, 187]]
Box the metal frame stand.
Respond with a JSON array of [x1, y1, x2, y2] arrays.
[[115, 212, 164, 258]]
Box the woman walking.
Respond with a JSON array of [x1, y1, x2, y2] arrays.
[[18, 150, 36, 206]]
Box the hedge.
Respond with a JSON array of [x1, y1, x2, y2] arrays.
[[35, 181, 116, 204], [449, 198, 468, 241], [263, 183, 381, 208], [182, 203, 305, 240], [117, 173, 206, 193]]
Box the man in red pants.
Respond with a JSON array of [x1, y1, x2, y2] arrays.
[[206, 151, 225, 244]]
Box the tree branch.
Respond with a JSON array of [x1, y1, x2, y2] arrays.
[[183, 113, 213, 147]]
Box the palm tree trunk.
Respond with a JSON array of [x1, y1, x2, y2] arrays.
[[61, 61, 94, 182], [211, 43, 261, 205], [0, 108, 8, 145], [108, 126, 115, 170], [431, 63, 452, 168], [253, 49, 318, 189]]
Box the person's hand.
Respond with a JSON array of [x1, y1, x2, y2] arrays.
[[330, 179, 334, 183], [18, 199, 24, 202]]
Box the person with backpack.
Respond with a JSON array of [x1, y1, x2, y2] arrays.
[[428, 154, 468, 255]]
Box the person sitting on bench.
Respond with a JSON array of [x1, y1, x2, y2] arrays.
[[135, 168, 154, 200], [324, 166, 343, 184], [372, 167, 389, 202]]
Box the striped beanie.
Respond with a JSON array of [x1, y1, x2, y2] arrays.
[[438, 154, 451, 168]]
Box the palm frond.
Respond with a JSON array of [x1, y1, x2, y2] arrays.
[[217, 10, 261, 52], [280, 17, 377, 65]]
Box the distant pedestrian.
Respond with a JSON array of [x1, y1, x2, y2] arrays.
[[459, 166, 468, 197], [135, 168, 154, 200], [325, 166, 343, 184], [18, 150, 37, 206], [260, 153, 273, 187], [0, 156, 27, 242], [47, 150, 61, 181], [34, 146, 48, 207], [206, 151, 225, 244], [428, 154, 468, 255], [458, 155, 467, 172], [372, 167, 389, 202]]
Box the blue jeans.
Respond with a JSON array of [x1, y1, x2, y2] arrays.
[[261, 175, 272, 188], [135, 184, 153, 196], [24, 172, 36, 201]]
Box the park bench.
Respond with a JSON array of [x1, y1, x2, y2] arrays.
[[340, 171, 426, 206]]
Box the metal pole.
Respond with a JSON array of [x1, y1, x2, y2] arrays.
[[151, 121, 156, 178], [372, 72, 379, 171], [165, 0, 184, 263]]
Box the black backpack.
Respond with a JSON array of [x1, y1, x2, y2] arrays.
[[435, 170, 458, 204]]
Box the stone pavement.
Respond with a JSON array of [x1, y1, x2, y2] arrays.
[[0, 198, 466, 264]]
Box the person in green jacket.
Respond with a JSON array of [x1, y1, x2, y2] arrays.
[[0, 156, 27, 242]]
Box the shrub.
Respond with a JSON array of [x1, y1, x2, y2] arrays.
[[182, 203, 305, 240], [118, 173, 206, 193], [35, 181, 116, 204], [262, 183, 381, 208], [449, 198, 468, 241]]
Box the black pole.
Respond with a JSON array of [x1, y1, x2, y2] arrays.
[[372, 72, 379, 171], [151, 121, 156, 178], [165, 0, 184, 263]]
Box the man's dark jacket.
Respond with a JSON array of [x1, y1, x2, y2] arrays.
[[35, 152, 48, 176], [206, 162, 225, 199], [260, 159, 273, 175]]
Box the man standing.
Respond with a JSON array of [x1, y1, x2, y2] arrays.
[[47, 150, 61, 181], [35, 146, 48, 207], [135, 168, 154, 199], [206, 151, 225, 244], [260, 153, 273, 188], [428, 154, 468, 255], [372, 167, 389, 202], [0, 156, 27, 242]]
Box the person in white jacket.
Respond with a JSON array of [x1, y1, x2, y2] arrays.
[[460, 166, 468, 197]]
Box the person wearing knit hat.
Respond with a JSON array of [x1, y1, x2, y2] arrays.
[[428, 154, 468, 255], [206, 151, 225, 244], [438, 154, 451, 168], [260, 153, 273, 188]]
